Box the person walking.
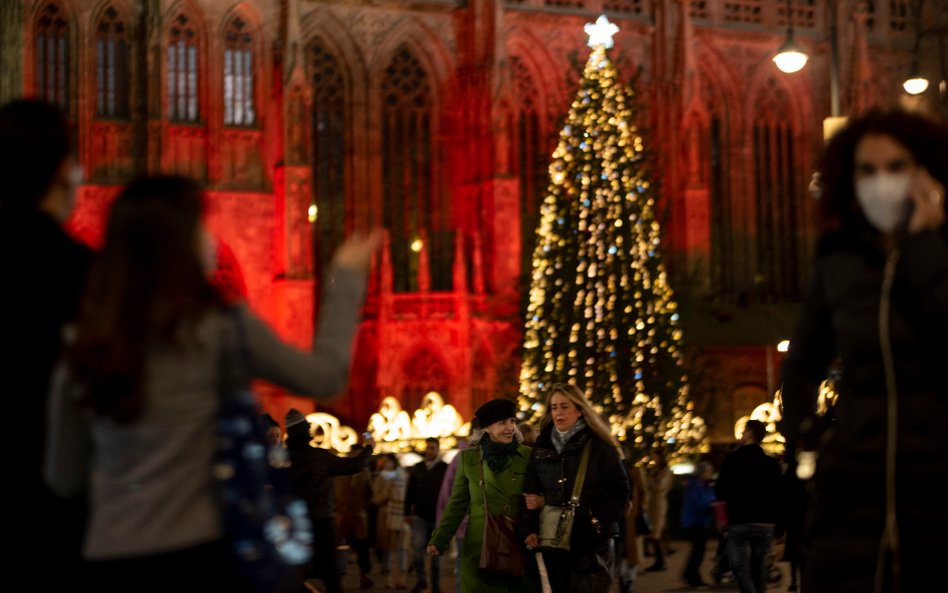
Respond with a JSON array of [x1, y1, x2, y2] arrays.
[[435, 437, 469, 593], [715, 419, 782, 593], [405, 437, 449, 593], [43, 175, 377, 593], [618, 455, 649, 593], [0, 98, 90, 576], [780, 108, 948, 593], [372, 453, 409, 589], [679, 460, 716, 588], [426, 398, 539, 593], [336, 444, 377, 590], [522, 383, 631, 593], [644, 450, 673, 572], [285, 410, 375, 593]]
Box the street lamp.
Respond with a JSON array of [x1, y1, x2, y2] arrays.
[[773, 0, 809, 73]]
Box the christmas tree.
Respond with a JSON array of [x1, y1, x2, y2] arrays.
[[517, 16, 706, 457]]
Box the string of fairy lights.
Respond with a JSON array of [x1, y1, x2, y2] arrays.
[[517, 16, 707, 458]]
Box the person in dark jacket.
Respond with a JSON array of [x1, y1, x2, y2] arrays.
[[404, 437, 449, 593], [285, 409, 375, 593], [523, 383, 630, 593], [715, 419, 782, 593], [0, 98, 90, 576], [780, 108, 948, 593]]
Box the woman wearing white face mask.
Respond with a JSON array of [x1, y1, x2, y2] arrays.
[[780, 108, 948, 593]]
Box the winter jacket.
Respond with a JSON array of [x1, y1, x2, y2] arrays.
[[429, 445, 540, 593], [286, 426, 373, 521], [715, 443, 782, 525], [405, 458, 448, 522], [679, 474, 716, 530], [523, 424, 630, 552], [780, 228, 948, 593]]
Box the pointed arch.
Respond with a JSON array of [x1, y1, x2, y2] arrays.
[[219, 3, 264, 128], [368, 18, 452, 96], [91, 1, 132, 119], [368, 20, 454, 294], [744, 71, 810, 301], [399, 344, 452, 413], [307, 33, 351, 278], [31, 0, 73, 112], [686, 43, 743, 297], [506, 51, 555, 292], [373, 35, 450, 293], [164, 0, 207, 123], [506, 26, 570, 129]]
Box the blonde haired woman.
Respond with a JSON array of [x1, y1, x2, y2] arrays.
[[523, 384, 630, 593]]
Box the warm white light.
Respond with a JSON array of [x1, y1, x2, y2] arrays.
[[777, 340, 790, 353], [307, 204, 317, 223], [773, 35, 808, 73], [584, 14, 619, 49], [774, 47, 808, 73], [410, 238, 424, 253], [903, 76, 930, 95]]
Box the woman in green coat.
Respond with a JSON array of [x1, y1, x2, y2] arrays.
[[427, 399, 540, 593]]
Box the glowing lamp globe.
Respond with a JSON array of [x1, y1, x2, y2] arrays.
[[773, 37, 808, 74]]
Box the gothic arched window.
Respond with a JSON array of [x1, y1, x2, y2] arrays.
[[752, 81, 802, 301], [167, 12, 200, 123], [34, 2, 69, 110], [223, 16, 255, 126], [310, 40, 347, 277], [95, 6, 129, 119], [511, 57, 548, 290], [381, 46, 445, 292]]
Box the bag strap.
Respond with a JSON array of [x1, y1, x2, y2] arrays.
[[568, 440, 593, 506]]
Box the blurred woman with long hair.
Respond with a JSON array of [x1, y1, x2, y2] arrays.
[[44, 175, 377, 592]]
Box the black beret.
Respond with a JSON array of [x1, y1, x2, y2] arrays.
[[474, 398, 517, 429]]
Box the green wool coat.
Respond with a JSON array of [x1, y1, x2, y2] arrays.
[[429, 444, 541, 593]]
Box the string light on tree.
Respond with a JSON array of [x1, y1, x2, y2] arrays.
[[518, 15, 707, 458]]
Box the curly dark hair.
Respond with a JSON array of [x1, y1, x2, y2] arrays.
[[819, 107, 948, 235]]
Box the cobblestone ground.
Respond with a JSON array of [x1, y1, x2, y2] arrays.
[[337, 538, 795, 593]]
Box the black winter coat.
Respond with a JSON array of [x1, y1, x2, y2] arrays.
[[0, 210, 90, 569], [404, 458, 448, 522], [285, 426, 373, 520], [714, 443, 782, 526], [523, 424, 630, 553], [780, 228, 948, 593]]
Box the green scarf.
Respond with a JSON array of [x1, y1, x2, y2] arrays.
[[481, 437, 520, 474]]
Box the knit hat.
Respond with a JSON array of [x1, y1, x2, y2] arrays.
[[260, 413, 279, 429], [285, 408, 308, 428], [474, 399, 516, 429]]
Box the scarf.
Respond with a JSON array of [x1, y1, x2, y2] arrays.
[[481, 437, 520, 474], [551, 419, 587, 454]]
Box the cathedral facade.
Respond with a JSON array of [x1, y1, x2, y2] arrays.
[[1, 0, 940, 445]]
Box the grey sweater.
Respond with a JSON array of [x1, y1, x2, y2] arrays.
[[44, 266, 365, 559]]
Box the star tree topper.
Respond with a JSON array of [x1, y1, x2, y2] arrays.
[[584, 14, 619, 49]]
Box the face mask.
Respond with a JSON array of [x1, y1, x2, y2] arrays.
[[855, 173, 912, 233], [381, 469, 399, 480]]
